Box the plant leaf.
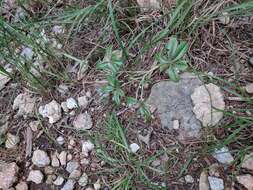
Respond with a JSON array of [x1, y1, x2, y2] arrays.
[[167, 66, 179, 82], [165, 37, 178, 57], [173, 41, 188, 61], [175, 60, 188, 71]]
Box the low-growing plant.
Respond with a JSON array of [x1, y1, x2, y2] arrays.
[[155, 37, 189, 81], [96, 46, 125, 105]]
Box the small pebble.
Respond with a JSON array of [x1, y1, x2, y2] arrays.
[[15, 181, 28, 190], [94, 179, 101, 190], [82, 140, 95, 157], [46, 175, 56, 185], [29, 121, 39, 131], [44, 166, 54, 175], [5, 133, 20, 149], [151, 159, 161, 167], [81, 158, 90, 165], [67, 154, 73, 161], [173, 120, 180, 130], [27, 170, 44, 184], [58, 151, 67, 166], [69, 170, 81, 179], [78, 173, 88, 187], [66, 98, 78, 109], [61, 102, 69, 112], [78, 96, 88, 108], [66, 161, 79, 174], [53, 176, 64, 186], [130, 143, 140, 153], [32, 149, 50, 167], [56, 136, 65, 145], [51, 152, 60, 167], [245, 83, 253, 94], [208, 176, 224, 190], [61, 179, 75, 190], [184, 175, 194, 183]]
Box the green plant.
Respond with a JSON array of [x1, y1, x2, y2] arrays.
[[96, 46, 125, 105], [155, 37, 189, 82]]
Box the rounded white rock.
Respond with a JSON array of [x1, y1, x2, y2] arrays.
[[130, 143, 140, 153], [66, 98, 78, 109], [32, 150, 50, 167], [27, 170, 44, 184]]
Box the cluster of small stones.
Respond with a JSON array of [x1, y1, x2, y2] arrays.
[[25, 138, 102, 190]]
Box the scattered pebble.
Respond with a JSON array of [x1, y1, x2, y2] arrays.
[[80, 158, 90, 165], [173, 120, 180, 130], [242, 152, 253, 171], [78, 173, 88, 187], [21, 47, 33, 60], [185, 175, 194, 183], [58, 151, 67, 166], [15, 181, 28, 190], [130, 143, 140, 153], [29, 120, 39, 131], [52, 25, 64, 34], [85, 187, 94, 190], [219, 12, 230, 25], [236, 174, 253, 190], [73, 113, 93, 130], [81, 140, 95, 157], [39, 100, 62, 124], [208, 164, 220, 177], [191, 83, 225, 127], [32, 149, 50, 167], [46, 175, 56, 185], [78, 96, 88, 108], [69, 169, 81, 179], [94, 179, 101, 190], [61, 102, 69, 112], [66, 98, 78, 109], [5, 133, 20, 149], [212, 146, 234, 165], [27, 170, 44, 184], [51, 152, 60, 167], [151, 159, 161, 167], [67, 154, 73, 161], [53, 176, 65, 186], [69, 138, 76, 146], [136, 0, 161, 12], [44, 166, 54, 175], [138, 130, 152, 147], [66, 161, 80, 174], [69, 110, 76, 116], [61, 179, 76, 190], [208, 176, 224, 190], [0, 162, 19, 189], [13, 93, 36, 118], [245, 83, 253, 94], [199, 170, 210, 190], [57, 136, 65, 145], [57, 84, 69, 95]]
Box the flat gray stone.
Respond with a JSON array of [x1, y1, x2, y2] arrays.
[[146, 73, 202, 141], [208, 176, 224, 190]]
